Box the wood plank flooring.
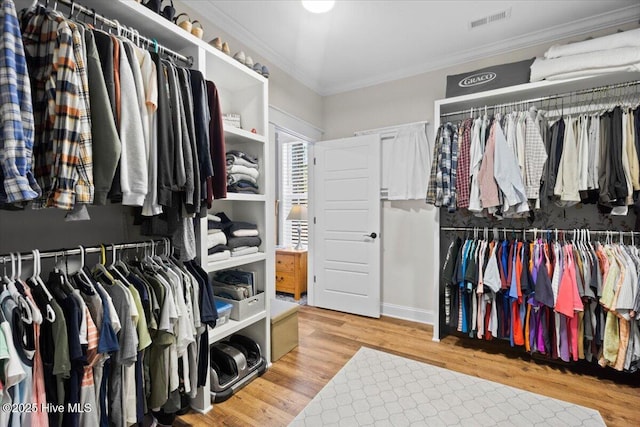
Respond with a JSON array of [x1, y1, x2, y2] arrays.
[[177, 306, 639, 427]]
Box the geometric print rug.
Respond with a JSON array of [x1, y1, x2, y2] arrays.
[[290, 347, 605, 427]]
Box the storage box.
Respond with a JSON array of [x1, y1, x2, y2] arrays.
[[270, 299, 299, 361], [445, 58, 534, 98], [215, 299, 233, 327], [215, 292, 265, 321], [223, 113, 242, 129]]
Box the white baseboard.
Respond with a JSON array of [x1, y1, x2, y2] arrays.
[[381, 303, 433, 325]]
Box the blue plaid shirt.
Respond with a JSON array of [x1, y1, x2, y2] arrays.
[[0, 0, 41, 205]]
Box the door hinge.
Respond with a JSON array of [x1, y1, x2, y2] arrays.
[[314, 275, 316, 283], [314, 217, 316, 224], [313, 157, 316, 165]]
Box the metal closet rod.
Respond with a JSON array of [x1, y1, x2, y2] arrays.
[[441, 226, 640, 236], [0, 239, 168, 263], [37, 0, 193, 66], [439, 79, 640, 118]]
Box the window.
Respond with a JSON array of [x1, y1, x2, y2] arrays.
[[279, 134, 309, 248]]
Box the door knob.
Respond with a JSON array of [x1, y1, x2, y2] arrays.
[[364, 232, 377, 239]]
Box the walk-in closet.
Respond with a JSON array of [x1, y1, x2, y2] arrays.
[[1, 1, 639, 426]]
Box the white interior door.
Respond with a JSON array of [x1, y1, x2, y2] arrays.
[[310, 135, 381, 318]]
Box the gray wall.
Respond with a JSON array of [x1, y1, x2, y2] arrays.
[[322, 22, 639, 321]]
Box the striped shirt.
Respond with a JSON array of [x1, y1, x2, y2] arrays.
[[0, 0, 41, 205], [21, 7, 93, 209]]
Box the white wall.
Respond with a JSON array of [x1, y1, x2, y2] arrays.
[[322, 22, 639, 323]]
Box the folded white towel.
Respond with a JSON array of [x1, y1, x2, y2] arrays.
[[544, 28, 640, 59], [530, 47, 640, 82], [232, 229, 259, 237], [207, 233, 228, 249], [544, 64, 640, 81], [208, 250, 231, 262], [208, 214, 221, 222], [231, 246, 260, 257], [228, 164, 260, 179], [208, 228, 224, 235]]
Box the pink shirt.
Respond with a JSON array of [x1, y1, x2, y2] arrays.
[[477, 123, 500, 208]]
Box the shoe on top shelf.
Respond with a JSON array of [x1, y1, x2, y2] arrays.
[[233, 51, 246, 65], [210, 37, 222, 50]]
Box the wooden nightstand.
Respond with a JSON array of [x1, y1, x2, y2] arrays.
[[275, 248, 308, 300]]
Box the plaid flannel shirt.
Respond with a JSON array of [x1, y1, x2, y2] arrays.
[[21, 7, 93, 209], [456, 119, 473, 209], [69, 21, 94, 204], [0, 0, 41, 205], [440, 125, 451, 207], [524, 110, 548, 201], [426, 125, 442, 205]]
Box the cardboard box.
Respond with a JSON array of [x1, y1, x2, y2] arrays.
[[270, 299, 299, 361], [215, 292, 265, 321], [446, 58, 534, 98]]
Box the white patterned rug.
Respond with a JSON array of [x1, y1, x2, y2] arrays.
[[290, 347, 605, 427]]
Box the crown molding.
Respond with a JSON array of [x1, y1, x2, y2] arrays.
[[201, 2, 325, 94], [193, 3, 639, 96], [321, 4, 640, 95]]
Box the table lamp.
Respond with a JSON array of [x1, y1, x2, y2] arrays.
[[287, 204, 308, 250]]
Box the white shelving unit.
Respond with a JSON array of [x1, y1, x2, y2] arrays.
[[67, 0, 273, 414], [431, 71, 640, 343]]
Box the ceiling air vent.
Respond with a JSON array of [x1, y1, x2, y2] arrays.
[[469, 8, 511, 30]]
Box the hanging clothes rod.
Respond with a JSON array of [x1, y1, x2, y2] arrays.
[[0, 239, 168, 263], [441, 226, 640, 236], [34, 0, 193, 66], [439, 79, 640, 118]]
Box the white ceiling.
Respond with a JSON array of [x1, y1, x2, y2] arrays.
[[180, 0, 640, 96]]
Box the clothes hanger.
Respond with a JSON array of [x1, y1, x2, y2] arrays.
[[71, 245, 97, 294], [51, 251, 74, 297], [15, 252, 43, 325], [27, 250, 55, 323], [108, 244, 131, 285], [2, 253, 34, 325], [114, 244, 131, 276], [92, 244, 116, 284]]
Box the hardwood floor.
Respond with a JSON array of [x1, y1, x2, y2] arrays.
[[177, 306, 639, 427]]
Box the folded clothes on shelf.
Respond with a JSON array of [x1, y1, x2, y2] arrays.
[[227, 181, 260, 194], [208, 244, 231, 254], [208, 250, 230, 261], [207, 232, 227, 249], [231, 246, 259, 257], [227, 150, 260, 193], [227, 236, 262, 249], [227, 150, 259, 167]]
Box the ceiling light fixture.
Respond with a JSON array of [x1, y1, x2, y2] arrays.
[[302, 0, 335, 14]]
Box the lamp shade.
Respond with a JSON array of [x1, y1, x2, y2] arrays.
[[287, 204, 308, 221]]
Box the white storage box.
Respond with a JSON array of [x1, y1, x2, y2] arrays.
[[214, 292, 265, 321]]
